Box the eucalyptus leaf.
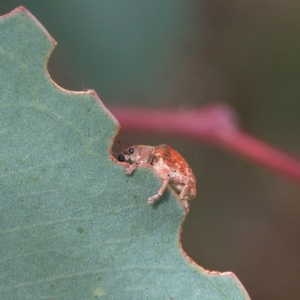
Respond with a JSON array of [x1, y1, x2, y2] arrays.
[[0, 7, 249, 299]]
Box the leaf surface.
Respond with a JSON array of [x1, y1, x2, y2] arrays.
[[0, 7, 249, 300]]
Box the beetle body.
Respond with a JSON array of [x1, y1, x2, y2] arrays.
[[118, 144, 196, 210]]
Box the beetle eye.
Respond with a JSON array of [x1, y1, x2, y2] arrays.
[[128, 148, 134, 154], [118, 154, 125, 162]]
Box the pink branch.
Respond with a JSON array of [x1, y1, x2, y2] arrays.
[[109, 104, 300, 184]]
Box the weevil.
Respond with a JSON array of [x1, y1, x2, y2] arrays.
[[118, 144, 196, 210]]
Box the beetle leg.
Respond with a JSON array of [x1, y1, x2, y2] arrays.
[[126, 162, 153, 175], [181, 200, 189, 211], [179, 183, 190, 200], [179, 184, 190, 210], [126, 163, 137, 175], [148, 175, 170, 204]]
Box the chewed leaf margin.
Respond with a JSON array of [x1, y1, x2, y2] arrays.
[[0, 6, 250, 299]]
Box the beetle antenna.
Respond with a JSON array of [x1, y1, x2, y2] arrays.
[[117, 140, 125, 151]]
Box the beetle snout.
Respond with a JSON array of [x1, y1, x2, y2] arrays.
[[118, 153, 130, 162]]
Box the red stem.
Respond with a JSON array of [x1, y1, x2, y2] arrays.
[[109, 104, 300, 184]]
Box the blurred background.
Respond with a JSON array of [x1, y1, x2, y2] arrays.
[[1, 1, 300, 299]]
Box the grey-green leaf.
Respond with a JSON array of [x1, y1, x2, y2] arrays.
[[0, 7, 249, 300]]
